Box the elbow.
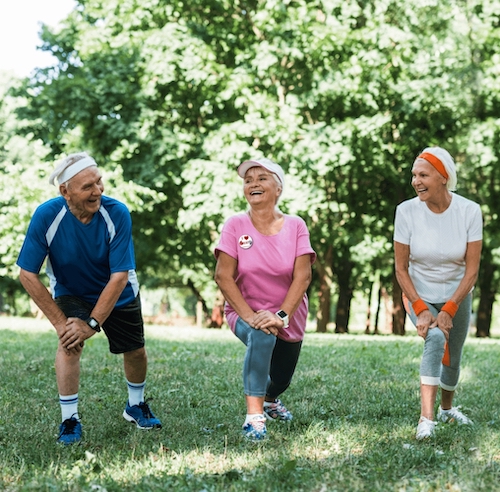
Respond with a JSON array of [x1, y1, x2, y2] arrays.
[[394, 266, 406, 285], [19, 269, 34, 288], [111, 272, 129, 291], [297, 270, 312, 291], [305, 270, 312, 289], [214, 271, 225, 290]]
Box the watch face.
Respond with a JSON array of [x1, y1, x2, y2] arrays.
[[89, 319, 98, 328], [276, 310, 287, 319]]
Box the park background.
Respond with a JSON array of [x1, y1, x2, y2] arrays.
[[2, 2, 500, 491], [2, 0, 500, 338]]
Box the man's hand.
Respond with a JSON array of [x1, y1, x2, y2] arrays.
[[59, 317, 97, 350]]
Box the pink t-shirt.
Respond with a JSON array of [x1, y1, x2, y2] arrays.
[[214, 212, 316, 342]]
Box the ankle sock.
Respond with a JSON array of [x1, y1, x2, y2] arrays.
[[244, 413, 265, 425], [60, 393, 79, 422], [126, 379, 145, 407]]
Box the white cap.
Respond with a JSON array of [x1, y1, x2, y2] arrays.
[[237, 158, 285, 189]]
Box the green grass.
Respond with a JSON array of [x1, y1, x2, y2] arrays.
[[1, 317, 500, 491]]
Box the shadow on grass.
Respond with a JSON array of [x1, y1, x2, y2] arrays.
[[1, 324, 500, 491]]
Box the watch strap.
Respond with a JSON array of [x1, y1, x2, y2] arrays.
[[86, 317, 101, 332], [275, 310, 289, 328]]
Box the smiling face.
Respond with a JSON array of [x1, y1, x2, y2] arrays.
[[60, 166, 104, 223], [243, 166, 282, 207], [411, 158, 447, 202]]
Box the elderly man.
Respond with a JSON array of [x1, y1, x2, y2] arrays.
[[17, 152, 161, 445]]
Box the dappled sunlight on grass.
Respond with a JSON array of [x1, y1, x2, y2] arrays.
[[1, 317, 500, 491]]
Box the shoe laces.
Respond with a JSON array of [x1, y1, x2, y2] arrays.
[[442, 406, 471, 423], [60, 416, 79, 435], [137, 401, 154, 418], [246, 416, 266, 433]]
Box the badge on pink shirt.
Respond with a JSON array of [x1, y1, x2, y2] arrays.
[[238, 235, 253, 249]]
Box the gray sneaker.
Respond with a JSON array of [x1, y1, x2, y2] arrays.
[[437, 406, 473, 425]]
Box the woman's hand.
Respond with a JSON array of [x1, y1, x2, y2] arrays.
[[252, 310, 282, 336], [435, 311, 453, 341], [416, 310, 436, 339]]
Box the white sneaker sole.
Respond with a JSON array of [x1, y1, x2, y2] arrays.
[[122, 410, 161, 430]]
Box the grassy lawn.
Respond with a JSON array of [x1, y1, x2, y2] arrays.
[[1, 316, 499, 491]]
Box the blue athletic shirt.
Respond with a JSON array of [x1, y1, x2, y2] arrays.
[[17, 195, 139, 308]]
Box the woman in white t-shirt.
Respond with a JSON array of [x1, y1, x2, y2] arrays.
[[394, 146, 482, 440], [214, 158, 316, 441]]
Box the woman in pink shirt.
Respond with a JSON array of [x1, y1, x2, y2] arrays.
[[215, 158, 316, 441]]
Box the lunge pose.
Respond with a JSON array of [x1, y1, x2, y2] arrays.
[[215, 157, 316, 440], [17, 152, 161, 445], [394, 147, 482, 440]]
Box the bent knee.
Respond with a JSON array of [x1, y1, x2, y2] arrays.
[[426, 327, 446, 345], [249, 328, 276, 347]]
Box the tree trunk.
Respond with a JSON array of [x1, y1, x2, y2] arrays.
[[476, 255, 495, 337], [315, 246, 333, 333], [391, 270, 405, 335], [374, 279, 381, 335], [335, 260, 353, 333], [187, 279, 210, 326], [209, 289, 225, 328], [316, 275, 331, 333], [365, 281, 373, 334]]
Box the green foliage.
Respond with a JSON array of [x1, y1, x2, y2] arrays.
[[3, 0, 500, 331], [1, 319, 500, 491]]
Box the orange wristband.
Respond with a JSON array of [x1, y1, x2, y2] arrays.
[[441, 300, 458, 318], [412, 298, 428, 316]]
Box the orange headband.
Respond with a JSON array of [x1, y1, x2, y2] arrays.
[[417, 152, 448, 179]]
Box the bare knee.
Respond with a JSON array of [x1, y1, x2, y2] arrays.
[[56, 342, 83, 362], [124, 347, 147, 364]]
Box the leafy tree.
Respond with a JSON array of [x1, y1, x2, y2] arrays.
[[7, 0, 500, 335]]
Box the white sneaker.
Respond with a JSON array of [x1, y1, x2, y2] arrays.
[[416, 417, 437, 440], [437, 406, 473, 425]]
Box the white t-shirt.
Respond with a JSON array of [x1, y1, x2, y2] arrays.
[[394, 193, 482, 303]]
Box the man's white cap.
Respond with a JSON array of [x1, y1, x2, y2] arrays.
[[237, 158, 285, 189]]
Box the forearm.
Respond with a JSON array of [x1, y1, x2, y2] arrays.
[[215, 277, 255, 324], [19, 269, 67, 332], [90, 272, 129, 324], [280, 274, 311, 318], [395, 268, 421, 303], [448, 272, 478, 306], [394, 242, 422, 303]]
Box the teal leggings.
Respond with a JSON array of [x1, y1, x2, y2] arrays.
[[408, 294, 472, 391], [235, 318, 302, 398]]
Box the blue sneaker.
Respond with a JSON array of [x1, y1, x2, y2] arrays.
[[123, 401, 162, 429], [57, 417, 82, 445], [242, 415, 267, 441]]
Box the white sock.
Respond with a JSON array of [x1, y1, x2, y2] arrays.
[[264, 400, 275, 408], [244, 413, 264, 425], [126, 379, 145, 407], [60, 393, 79, 422]]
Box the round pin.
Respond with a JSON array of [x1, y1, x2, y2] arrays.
[[238, 234, 253, 249]]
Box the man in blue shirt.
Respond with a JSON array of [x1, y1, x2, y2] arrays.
[[17, 152, 161, 444]]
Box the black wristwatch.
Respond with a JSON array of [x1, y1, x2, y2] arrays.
[[86, 317, 101, 332], [275, 310, 289, 328]]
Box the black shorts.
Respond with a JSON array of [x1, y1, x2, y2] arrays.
[[55, 295, 145, 354]]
